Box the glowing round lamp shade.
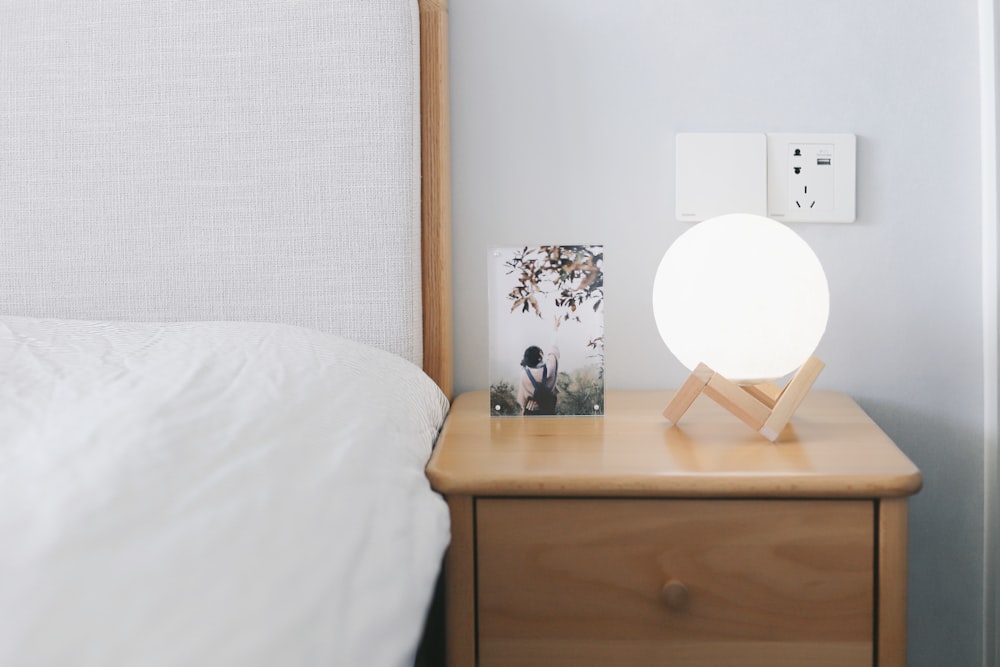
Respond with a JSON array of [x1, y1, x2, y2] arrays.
[[652, 213, 829, 385]]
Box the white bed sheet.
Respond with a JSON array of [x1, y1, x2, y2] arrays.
[[0, 317, 450, 667]]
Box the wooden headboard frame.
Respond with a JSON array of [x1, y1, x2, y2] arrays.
[[419, 0, 454, 399]]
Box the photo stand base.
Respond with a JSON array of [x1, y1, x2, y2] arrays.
[[663, 356, 825, 442]]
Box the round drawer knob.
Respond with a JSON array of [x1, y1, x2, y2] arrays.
[[660, 579, 689, 610]]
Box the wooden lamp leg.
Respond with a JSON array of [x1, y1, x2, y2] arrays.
[[663, 363, 713, 425], [757, 356, 825, 441], [663, 356, 824, 442]]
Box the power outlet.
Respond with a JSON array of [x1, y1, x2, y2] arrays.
[[768, 134, 856, 223], [789, 143, 835, 212]]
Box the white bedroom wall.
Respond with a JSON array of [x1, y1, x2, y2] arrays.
[[449, 0, 986, 664]]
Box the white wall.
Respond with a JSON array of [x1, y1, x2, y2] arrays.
[[450, 0, 987, 663]]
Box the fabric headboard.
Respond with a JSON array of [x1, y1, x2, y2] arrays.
[[0, 1, 427, 366]]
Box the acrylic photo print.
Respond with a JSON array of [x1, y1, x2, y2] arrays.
[[488, 245, 604, 417]]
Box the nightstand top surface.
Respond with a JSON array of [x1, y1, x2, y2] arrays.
[[426, 390, 922, 498]]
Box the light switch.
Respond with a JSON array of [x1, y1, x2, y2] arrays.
[[675, 133, 767, 222]]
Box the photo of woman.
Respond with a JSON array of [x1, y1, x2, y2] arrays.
[[488, 245, 604, 417], [517, 344, 559, 415]]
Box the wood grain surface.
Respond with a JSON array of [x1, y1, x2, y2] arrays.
[[427, 390, 922, 497], [476, 498, 874, 667], [418, 0, 453, 397]]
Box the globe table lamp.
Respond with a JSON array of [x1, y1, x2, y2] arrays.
[[653, 213, 829, 441]]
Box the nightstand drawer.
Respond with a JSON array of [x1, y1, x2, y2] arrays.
[[476, 498, 874, 667]]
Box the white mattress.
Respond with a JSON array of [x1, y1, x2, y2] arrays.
[[0, 317, 450, 667]]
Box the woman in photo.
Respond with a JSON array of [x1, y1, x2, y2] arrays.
[[517, 345, 559, 415]]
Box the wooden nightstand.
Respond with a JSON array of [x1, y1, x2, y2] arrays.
[[426, 390, 922, 667]]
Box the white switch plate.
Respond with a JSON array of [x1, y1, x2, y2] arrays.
[[767, 133, 856, 223], [675, 133, 767, 222]]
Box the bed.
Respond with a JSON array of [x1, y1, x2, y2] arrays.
[[0, 2, 452, 666]]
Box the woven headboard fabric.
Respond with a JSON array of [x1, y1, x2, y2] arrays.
[[0, 1, 425, 365]]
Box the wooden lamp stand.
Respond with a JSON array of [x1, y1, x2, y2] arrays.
[[663, 356, 825, 442]]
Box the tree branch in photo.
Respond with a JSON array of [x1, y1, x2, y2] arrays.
[[504, 245, 604, 323]]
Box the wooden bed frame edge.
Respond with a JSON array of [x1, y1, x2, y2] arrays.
[[419, 0, 454, 398]]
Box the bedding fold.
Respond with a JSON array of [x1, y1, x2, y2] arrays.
[[0, 317, 450, 667]]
